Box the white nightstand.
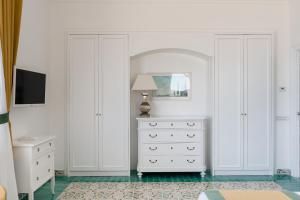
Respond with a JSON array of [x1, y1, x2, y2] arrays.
[[13, 136, 55, 200]]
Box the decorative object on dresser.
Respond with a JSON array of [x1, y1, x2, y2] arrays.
[[13, 136, 55, 200], [132, 74, 158, 117], [137, 117, 207, 178]]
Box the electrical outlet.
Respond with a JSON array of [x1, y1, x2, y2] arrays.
[[276, 169, 291, 175], [55, 170, 65, 176]]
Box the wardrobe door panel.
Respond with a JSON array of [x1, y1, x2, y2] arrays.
[[244, 35, 272, 170], [100, 35, 129, 171], [68, 35, 99, 171], [215, 36, 244, 170]]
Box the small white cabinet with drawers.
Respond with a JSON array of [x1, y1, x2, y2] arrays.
[[137, 117, 207, 178], [13, 136, 55, 200]]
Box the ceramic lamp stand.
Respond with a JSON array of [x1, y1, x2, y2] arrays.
[[139, 93, 151, 117]]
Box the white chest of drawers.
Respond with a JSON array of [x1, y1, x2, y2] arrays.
[[137, 117, 207, 178], [13, 136, 55, 200]]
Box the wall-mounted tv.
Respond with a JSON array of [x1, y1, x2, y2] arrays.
[[14, 68, 46, 106]]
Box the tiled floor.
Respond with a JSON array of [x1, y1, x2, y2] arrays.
[[56, 181, 282, 200], [20, 172, 300, 200]]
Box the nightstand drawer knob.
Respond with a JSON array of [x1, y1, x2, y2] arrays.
[[49, 142, 52, 147], [149, 133, 158, 138], [149, 122, 157, 127], [36, 161, 39, 166], [48, 155, 51, 158], [149, 159, 158, 164], [187, 147, 196, 151], [36, 177, 39, 181], [187, 133, 195, 138], [149, 146, 157, 151], [37, 147, 40, 152], [48, 169, 51, 173], [187, 159, 195, 163], [187, 122, 195, 127]]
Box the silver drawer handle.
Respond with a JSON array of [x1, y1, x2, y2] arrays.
[[37, 147, 40, 152], [149, 159, 158, 164], [49, 142, 52, 147], [149, 133, 158, 138], [149, 146, 158, 151], [187, 133, 195, 138], [48, 169, 51, 173], [187, 147, 196, 151], [36, 177, 39, 181], [187, 159, 195, 163], [36, 161, 39, 166], [48, 154, 51, 159], [149, 122, 158, 127], [187, 122, 196, 127]]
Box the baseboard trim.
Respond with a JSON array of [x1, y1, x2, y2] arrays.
[[213, 170, 273, 176]]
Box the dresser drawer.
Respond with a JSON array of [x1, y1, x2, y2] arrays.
[[32, 140, 54, 158], [141, 130, 203, 143], [32, 152, 54, 190], [32, 165, 54, 191], [143, 156, 203, 169], [139, 121, 202, 129], [142, 143, 202, 156]]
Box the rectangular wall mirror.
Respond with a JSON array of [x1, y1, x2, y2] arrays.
[[151, 73, 191, 99]]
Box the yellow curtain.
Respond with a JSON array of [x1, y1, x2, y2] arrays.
[[0, 0, 23, 129]]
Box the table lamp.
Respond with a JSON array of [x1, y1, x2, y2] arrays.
[[132, 74, 158, 117]]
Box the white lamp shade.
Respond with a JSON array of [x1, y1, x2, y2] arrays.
[[132, 74, 158, 91]]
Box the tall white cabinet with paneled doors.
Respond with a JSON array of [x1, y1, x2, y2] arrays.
[[213, 34, 274, 175], [67, 34, 130, 176]]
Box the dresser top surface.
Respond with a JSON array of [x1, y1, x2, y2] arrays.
[[136, 116, 208, 121], [13, 136, 55, 147]]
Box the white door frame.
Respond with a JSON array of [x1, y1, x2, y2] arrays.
[[290, 45, 300, 177]]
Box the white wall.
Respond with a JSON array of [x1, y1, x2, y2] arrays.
[[132, 54, 209, 116], [11, 0, 50, 138], [49, 0, 290, 171], [290, 0, 300, 46], [289, 0, 300, 176]]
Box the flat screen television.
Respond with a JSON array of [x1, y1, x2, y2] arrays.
[[14, 68, 46, 105]]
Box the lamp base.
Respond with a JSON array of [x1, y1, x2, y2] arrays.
[[139, 93, 151, 118], [139, 112, 150, 118]]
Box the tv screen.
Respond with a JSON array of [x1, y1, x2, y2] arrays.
[[15, 69, 46, 105]]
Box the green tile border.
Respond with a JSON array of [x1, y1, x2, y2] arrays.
[[204, 190, 225, 200], [0, 112, 9, 125]]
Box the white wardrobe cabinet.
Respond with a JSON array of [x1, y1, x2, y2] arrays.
[[214, 34, 273, 175], [67, 34, 129, 176]]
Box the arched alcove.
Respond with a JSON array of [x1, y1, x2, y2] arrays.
[[130, 48, 212, 169], [131, 48, 211, 61]]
